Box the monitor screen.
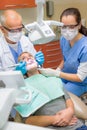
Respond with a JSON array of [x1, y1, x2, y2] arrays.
[[0, 71, 25, 88]]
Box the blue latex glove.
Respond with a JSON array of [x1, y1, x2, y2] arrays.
[[35, 51, 44, 66], [15, 61, 27, 75]]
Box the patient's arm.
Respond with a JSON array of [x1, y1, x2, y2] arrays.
[[25, 114, 59, 127], [25, 98, 76, 127], [52, 98, 76, 126], [25, 112, 76, 127]]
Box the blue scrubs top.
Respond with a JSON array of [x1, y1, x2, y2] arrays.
[[60, 35, 87, 87]]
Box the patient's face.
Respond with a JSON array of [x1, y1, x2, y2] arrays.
[[19, 52, 38, 71]]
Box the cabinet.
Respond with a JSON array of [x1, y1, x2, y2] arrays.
[[34, 41, 63, 69], [0, 0, 36, 10]]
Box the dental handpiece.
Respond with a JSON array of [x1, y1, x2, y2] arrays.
[[3, 62, 42, 71], [6, 63, 20, 68]]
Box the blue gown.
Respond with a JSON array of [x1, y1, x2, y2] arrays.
[[60, 35, 87, 96]]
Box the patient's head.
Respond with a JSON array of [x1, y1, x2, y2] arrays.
[[18, 52, 39, 76]]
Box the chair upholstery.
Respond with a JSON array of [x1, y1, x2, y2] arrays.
[[80, 93, 87, 105], [14, 92, 87, 123], [68, 92, 87, 120]]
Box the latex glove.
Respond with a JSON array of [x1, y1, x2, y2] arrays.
[[35, 51, 44, 66], [56, 67, 61, 71], [15, 61, 27, 75], [38, 68, 61, 77]]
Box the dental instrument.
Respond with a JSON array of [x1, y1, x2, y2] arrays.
[[5, 63, 20, 69]]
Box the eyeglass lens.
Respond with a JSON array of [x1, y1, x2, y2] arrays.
[[3, 24, 24, 33]]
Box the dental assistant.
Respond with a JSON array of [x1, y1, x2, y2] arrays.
[[0, 9, 44, 74], [39, 8, 87, 97]]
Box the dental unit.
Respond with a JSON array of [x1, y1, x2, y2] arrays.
[[25, 0, 63, 44], [0, 71, 53, 130]]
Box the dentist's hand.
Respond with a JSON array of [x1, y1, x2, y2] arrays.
[[38, 68, 61, 77], [15, 61, 27, 75], [35, 51, 44, 66]]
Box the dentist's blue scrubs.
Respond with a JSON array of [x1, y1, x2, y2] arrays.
[[8, 42, 23, 119], [60, 35, 87, 96]]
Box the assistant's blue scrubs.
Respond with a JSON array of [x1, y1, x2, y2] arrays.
[[60, 36, 87, 96]]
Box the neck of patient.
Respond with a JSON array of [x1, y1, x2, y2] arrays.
[[27, 69, 39, 77]]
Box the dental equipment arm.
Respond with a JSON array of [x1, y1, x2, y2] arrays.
[[25, 0, 63, 44], [0, 90, 53, 130], [0, 89, 14, 129], [0, 88, 32, 129]]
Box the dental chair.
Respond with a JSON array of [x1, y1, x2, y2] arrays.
[[68, 92, 87, 123], [80, 93, 87, 105], [14, 92, 87, 125]]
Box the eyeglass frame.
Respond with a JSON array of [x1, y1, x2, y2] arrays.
[[61, 23, 79, 29], [3, 24, 25, 33]]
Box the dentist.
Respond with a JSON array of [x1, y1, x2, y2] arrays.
[[0, 9, 44, 74]]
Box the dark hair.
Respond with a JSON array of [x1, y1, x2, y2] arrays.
[[60, 8, 87, 36]]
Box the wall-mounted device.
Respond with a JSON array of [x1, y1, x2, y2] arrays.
[[25, 0, 63, 45], [46, 1, 54, 17]]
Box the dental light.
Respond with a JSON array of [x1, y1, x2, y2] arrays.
[[25, 0, 63, 44]]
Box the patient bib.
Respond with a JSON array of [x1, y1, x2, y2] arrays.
[[26, 74, 64, 100], [15, 74, 64, 117]]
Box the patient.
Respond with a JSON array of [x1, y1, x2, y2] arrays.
[[16, 52, 84, 130]]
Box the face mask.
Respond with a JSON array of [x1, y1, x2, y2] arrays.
[[61, 28, 78, 41], [26, 59, 38, 71], [7, 31, 22, 42]]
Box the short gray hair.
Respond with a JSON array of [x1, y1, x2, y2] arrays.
[[0, 14, 6, 26]]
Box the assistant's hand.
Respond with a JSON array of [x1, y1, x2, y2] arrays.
[[35, 51, 44, 66], [38, 68, 61, 77], [15, 61, 27, 75]]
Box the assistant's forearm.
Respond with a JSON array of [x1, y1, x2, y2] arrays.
[[57, 60, 82, 82], [60, 72, 82, 82], [25, 115, 55, 127]]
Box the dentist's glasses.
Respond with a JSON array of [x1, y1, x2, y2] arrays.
[[3, 24, 24, 33]]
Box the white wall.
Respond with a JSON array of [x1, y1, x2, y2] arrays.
[[0, 0, 87, 26], [45, 0, 87, 27], [0, 7, 37, 24]]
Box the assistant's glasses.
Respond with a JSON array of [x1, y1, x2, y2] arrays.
[[61, 23, 79, 29]]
